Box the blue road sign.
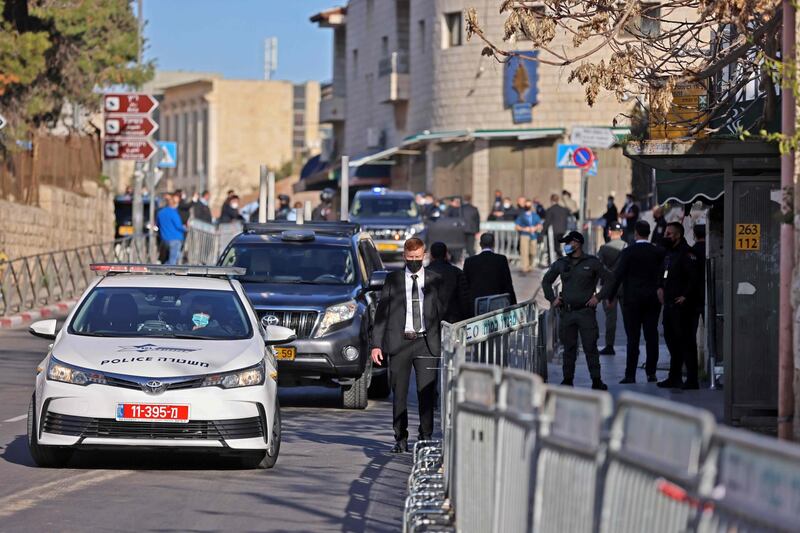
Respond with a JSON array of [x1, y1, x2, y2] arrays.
[[572, 146, 594, 168], [511, 103, 532, 124], [157, 141, 177, 169], [556, 144, 579, 169], [587, 159, 598, 176]]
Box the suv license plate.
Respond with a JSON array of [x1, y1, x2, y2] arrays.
[[377, 243, 399, 252], [116, 403, 190, 423], [275, 347, 296, 361]]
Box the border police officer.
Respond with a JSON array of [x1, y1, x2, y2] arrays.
[[542, 231, 613, 390]]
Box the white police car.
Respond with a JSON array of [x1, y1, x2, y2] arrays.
[[26, 264, 294, 469]]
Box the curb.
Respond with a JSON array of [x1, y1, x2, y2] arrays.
[[0, 300, 76, 329]]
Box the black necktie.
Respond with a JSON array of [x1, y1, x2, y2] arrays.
[[411, 274, 422, 332]]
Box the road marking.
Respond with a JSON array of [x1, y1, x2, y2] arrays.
[[0, 470, 131, 518], [3, 414, 27, 423]]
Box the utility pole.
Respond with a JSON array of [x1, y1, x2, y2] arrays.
[[147, 148, 162, 262]]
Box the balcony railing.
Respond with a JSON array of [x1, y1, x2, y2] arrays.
[[378, 51, 410, 77]]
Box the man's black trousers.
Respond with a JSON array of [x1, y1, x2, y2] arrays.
[[620, 296, 661, 379], [663, 304, 698, 384], [558, 308, 601, 381], [389, 337, 439, 442]]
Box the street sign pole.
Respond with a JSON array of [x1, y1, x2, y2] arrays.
[[579, 168, 589, 233], [258, 165, 268, 223], [267, 171, 276, 221], [132, 162, 145, 236], [147, 149, 162, 262]]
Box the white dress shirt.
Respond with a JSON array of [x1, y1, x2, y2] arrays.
[[404, 267, 426, 333]]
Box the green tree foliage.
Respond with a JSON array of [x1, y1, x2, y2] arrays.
[[0, 0, 153, 141]]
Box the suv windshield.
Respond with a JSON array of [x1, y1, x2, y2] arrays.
[[222, 243, 357, 285], [351, 197, 418, 218], [69, 287, 252, 339]]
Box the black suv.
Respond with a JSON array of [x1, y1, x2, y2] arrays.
[[218, 222, 389, 409]]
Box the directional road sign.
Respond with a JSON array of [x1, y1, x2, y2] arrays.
[[105, 115, 158, 137], [572, 146, 595, 169], [103, 93, 158, 114], [103, 139, 157, 161], [570, 127, 616, 150], [0, 113, 6, 130], [157, 141, 177, 169]]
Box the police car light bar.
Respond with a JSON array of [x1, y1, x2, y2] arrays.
[[90, 264, 246, 277]]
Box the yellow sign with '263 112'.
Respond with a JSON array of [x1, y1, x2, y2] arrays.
[[735, 224, 760, 251]]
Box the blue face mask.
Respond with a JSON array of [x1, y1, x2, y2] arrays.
[[563, 244, 576, 255], [192, 313, 210, 328]]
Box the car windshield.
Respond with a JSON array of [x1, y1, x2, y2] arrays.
[[351, 197, 418, 218], [221, 243, 357, 285], [69, 287, 252, 339]]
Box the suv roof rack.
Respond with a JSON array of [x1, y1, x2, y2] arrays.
[[90, 264, 245, 278], [243, 221, 361, 237]]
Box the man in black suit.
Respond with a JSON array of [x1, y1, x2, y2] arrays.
[[427, 242, 470, 323], [371, 238, 445, 453], [191, 190, 213, 224], [461, 195, 481, 257], [609, 220, 665, 383], [544, 194, 570, 259], [463, 233, 516, 316]]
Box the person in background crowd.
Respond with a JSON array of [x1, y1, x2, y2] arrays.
[[276, 194, 292, 220], [192, 190, 213, 224], [544, 194, 571, 259], [463, 233, 516, 316], [602, 195, 618, 243], [427, 242, 470, 323], [533, 197, 547, 220], [123, 185, 133, 197], [461, 194, 481, 257], [542, 231, 612, 390], [370, 238, 444, 453], [156, 194, 186, 265], [421, 193, 437, 220], [597, 221, 627, 355], [312, 188, 337, 221], [174, 189, 192, 225], [501, 197, 518, 221], [490, 189, 504, 220], [609, 220, 664, 384], [515, 200, 543, 275], [620, 194, 640, 243], [691, 224, 707, 369], [561, 190, 579, 218], [219, 195, 244, 223], [651, 205, 668, 244], [658, 222, 700, 390]]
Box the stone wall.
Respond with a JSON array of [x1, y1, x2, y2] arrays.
[[0, 180, 115, 260]]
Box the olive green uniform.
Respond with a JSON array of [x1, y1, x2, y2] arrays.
[[542, 254, 614, 381]]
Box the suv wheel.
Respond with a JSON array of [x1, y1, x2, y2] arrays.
[[27, 394, 72, 468], [342, 360, 370, 410]]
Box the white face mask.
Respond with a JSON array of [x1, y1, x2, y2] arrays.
[[230, 203, 239, 210]]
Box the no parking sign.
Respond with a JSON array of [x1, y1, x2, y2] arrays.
[[572, 146, 595, 169]]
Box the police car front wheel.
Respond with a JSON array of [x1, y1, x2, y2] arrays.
[[242, 401, 281, 469]]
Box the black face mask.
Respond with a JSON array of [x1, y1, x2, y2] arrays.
[[406, 260, 423, 273], [661, 236, 676, 248]]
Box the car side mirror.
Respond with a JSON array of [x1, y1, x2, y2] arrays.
[[264, 325, 297, 346], [367, 270, 389, 291], [29, 319, 58, 340]]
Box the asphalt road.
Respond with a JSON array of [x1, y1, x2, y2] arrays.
[[0, 322, 413, 533]]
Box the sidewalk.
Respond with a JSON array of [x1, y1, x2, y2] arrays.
[[510, 267, 724, 421]]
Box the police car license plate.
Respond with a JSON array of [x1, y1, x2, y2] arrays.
[[116, 403, 190, 423], [275, 347, 296, 361], [377, 243, 399, 252]]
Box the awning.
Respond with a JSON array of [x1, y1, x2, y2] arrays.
[[349, 146, 399, 167], [656, 170, 724, 204], [293, 157, 391, 193], [300, 154, 326, 179], [474, 128, 564, 140]]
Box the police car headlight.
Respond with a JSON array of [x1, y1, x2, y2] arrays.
[[315, 300, 357, 338], [47, 357, 107, 386], [407, 223, 425, 236], [202, 359, 265, 389]]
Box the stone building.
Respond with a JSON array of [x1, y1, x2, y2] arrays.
[[157, 77, 320, 211], [307, 0, 636, 218]]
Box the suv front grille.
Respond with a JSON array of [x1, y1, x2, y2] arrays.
[[43, 412, 264, 441], [366, 227, 407, 240], [257, 310, 318, 339]]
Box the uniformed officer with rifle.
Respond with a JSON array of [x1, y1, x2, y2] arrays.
[[542, 231, 613, 390]]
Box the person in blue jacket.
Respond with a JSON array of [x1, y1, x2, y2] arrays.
[[156, 193, 186, 265]]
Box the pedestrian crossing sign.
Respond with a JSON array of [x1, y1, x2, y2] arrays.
[[157, 141, 177, 169], [556, 144, 580, 169]]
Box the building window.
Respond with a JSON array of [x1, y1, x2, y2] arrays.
[[381, 36, 389, 57], [419, 19, 426, 50], [620, 2, 661, 39], [352, 48, 359, 78], [443, 11, 463, 48]]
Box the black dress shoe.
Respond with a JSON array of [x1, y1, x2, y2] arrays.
[[418, 435, 432, 442], [599, 346, 616, 355], [391, 440, 408, 453], [560, 378, 574, 386], [647, 375, 658, 383], [657, 379, 683, 389], [682, 382, 700, 390], [619, 377, 636, 384], [591, 379, 608, 391]]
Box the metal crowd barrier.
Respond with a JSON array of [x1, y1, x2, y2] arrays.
[[0, 234, 148, 316], [184, 220, 243, 265], [480, 221, 519, 264]]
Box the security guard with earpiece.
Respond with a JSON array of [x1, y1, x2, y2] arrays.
[[542, 231, 614, 390]]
